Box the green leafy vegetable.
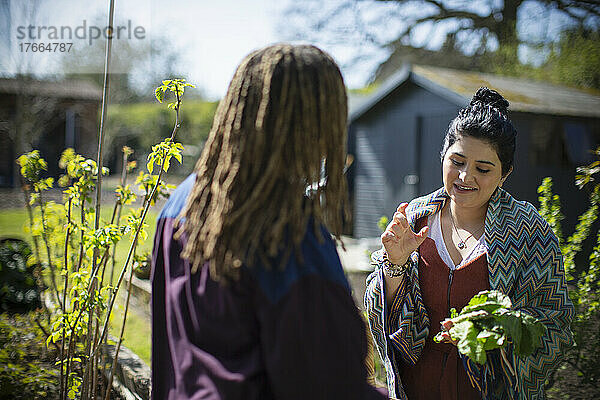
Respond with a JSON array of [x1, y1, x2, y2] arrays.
[[433, 290, 546, 364]]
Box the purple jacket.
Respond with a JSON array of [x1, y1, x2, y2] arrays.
[[151, 174, 387, 400]]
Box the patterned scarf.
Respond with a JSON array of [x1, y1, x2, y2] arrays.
[[365, 187, 574, 400]]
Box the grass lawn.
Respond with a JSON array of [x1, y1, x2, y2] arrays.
[[109, 294, 152, 364], [0, 204, 158, 365], [0, 208, 29, 240]]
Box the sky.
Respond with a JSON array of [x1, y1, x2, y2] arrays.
[[0, 0, 582, 100], [0, 0, 387, 100]]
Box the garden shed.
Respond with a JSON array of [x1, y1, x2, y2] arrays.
[[0, 77, 101, 187], [347, 65, 600, 238]]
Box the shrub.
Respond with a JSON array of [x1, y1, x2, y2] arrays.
[[539, 148, 600, 399], [16, 78, 193, 399], [0, 312, 59, 399], [0, 238, 42, 313]]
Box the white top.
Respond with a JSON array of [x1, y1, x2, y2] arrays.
[[428, 211, 487, 270]]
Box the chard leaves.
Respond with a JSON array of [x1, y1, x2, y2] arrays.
[[433, 290, 546, 364]]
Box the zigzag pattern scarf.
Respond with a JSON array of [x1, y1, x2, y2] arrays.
[[364, 187, 574, 400]]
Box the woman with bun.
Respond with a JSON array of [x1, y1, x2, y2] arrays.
[[364, 87, 573, 400]]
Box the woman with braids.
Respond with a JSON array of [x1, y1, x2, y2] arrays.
[[151, 44, 387, 400], [364, 87, 573, 400]]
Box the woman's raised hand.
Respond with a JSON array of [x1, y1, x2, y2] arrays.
[[380, 203, 429, 265]]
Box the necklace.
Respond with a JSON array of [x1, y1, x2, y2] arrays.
[[448, 207, 485, 250]]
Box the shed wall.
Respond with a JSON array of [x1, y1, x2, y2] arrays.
[[352, 82, 459, 238], [350, 82, 600, 242]]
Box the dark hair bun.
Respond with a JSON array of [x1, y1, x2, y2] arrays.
[[470, 87, 509, 113]]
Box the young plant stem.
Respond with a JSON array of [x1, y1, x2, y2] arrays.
[[63, 330, 76, 400], [64, 198, 85, 399], [59, 197, 73, 400], [90, 204, 121, 399], [96, 91, 181, 357], [87, 1, 115, 394], [91, 317, 100, 399], [109, 149, 130, 288], [63, 197, 86, 400], [104, 254, 135, 400], [109, 205, 122, 286], [20, 176, 53, 326], [100, 187, 123, 287], [96, 172, 155, 352], [38, 190, 63, 309], [93, 203, 121, 400], [34, 316, 59, 352], [62, 198, 72, 309], [83, 246, 112, 399], [19, 176, 43, 287], [81, 315, 92, 399], [66, 248, 111, 339], [56, 246, 111, 399], [101, 154, 130, 400], [76, 201, 85, 272]]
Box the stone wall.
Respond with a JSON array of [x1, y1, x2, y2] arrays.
[[104, 338, 151, 400]]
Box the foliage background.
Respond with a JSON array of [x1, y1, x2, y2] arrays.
[[104, 100, 218, 176]]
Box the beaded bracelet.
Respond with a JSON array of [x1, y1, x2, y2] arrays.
[[382, 252, 410, 277]]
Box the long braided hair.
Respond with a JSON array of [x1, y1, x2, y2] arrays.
[[179, 44, 349, 281]]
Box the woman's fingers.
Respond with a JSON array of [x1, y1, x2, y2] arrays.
[[414, 226, 429, 246], [382, 203, 428, 248], [438, 328, 458, 345], [393, 215, 409, 230], [388, 221, 406, 237], [396, 202, 409, 213], [441, 318, 454, 331], [381, 229, 399, 244], [381, 202, 430, 264], [439, 331, 458, 345], [439, 319, 458, 345], [389, 218, 427, 244], [392, 203, 410, 230]]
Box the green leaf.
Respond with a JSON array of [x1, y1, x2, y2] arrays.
[[436, 290, 546, 365], [147, 158, 154, 174], [496, 312, 522, 348], [476, 327, 504, 351], [516, 314, 546, 356], [461, 290, 512, 314], [173, 151, 183, 164], [155, 86, 164, 103], [453, 320, 488, 364]]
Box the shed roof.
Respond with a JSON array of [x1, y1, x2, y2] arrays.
[[349, 65, 600, 122], [0, 77, 102, 100]]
